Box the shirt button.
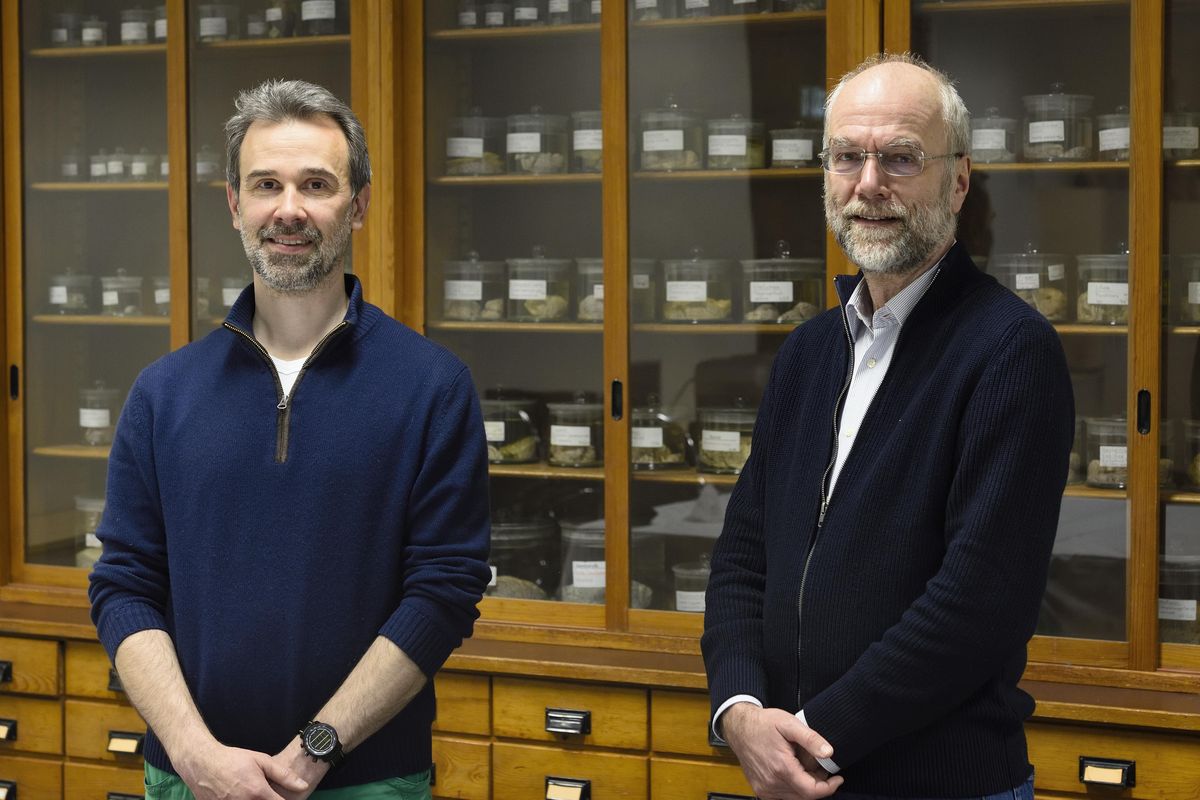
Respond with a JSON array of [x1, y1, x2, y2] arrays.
[[867, 358, 877, 368]]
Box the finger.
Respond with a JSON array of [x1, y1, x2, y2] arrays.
[[800, 772, 844, 799], [778, 717, 835, 762], [257, 754, 310, 792]]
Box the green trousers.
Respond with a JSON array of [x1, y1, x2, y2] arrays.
[[144, 763, 432, 800]]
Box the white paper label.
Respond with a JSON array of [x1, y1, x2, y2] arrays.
[[102, 290, 119, 307], [636, 0, 656, 7], [1188, 281, 1200, 305], [644, 130, 684, 152], [588, 284, 604, 300], [302, 1, 336, 20], [447, 137, 484, 158], [62, 162, 79, 177], [154, 288, 170, 304], [90, 162, 107, 177], [551, 425, 592, 447], [458, 11, 477, 25], [676, 590, 705, 612], [121, 22, 148, 42], [486, 10, 505, 24], [633, 274, 650, 289], [573, 561, 606, 588], [1087, 281, 1128, 306], [685, 0, 710, 7], [1099, 445, 1127, 468], [445, 280, 482, 301], [574, 129, 602, 151], [666, 280, 707, 302], [509, 279, 547, 300], [484, 421, 505, 442], [86, 533, 102, 548], [248, 20, 267, 35], [1159, 597, 1198, 621], [131, 161, 148, 177], [1014, 273, 1040, 290], [52, 28, 68, 43], [550, 0, 570, 12], [1164, 126, 1200, 150], [514, 6, 539, 21], [155, 18, 167, 38], [972, 128, 1006, 150], [266, 8, 284, 21], [50, 286, 68, 305], [708, 135, 747, 157], [107, 159, 125, 176], [80, 408, 112, 428], [82, 26, 103, 43], [1048, 263, 1065, 281], [750, 281, 793, 303], [772, 139, 813, 162], [199, 17, 228, 36], [591, 0, 601, 12], [223, 287, 240, 306], [1028, 120, 1065, 144], [507, 133, 541, 154], [703, 430, 742, 452], [488, 565, 498, 587], [632, 427, 664, 448], [160, 160, 170, 176], [196, 161, 217, 178], [1098, 127, 1130, 152]]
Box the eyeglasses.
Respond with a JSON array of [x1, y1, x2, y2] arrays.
[[818, 145, 964, 177]]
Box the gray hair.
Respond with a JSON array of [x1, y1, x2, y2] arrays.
[[824, 52, 971, 158], [224, 79, 371, 196]]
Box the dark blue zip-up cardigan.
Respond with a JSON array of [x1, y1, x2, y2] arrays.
[[702, 244, 1074, 796], [89, 275, 491, 788]]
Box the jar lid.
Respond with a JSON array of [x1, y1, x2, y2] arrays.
[[663, 246, 733, 271], [1096, 106, 1131, 127], [451, 110, 504, 137], [706, 115, 764, 135], [481, 398, 536, 414], [51, 273, 93, 286], [547, 400, 603, 415], [560, 519, 605, 543], [1164, 110, 1200, 126], [671, 559, 711, 579], [632, 258, 656, 274], [1022, 84, 1094, 115], [445, 251, 505, 274], [699, 406, 756, 424], [508, 106, 568, 132], [575, 258, 603, 276], [1160, 555, 1200, 576], [491, 515, 558, 542], [81, 383, 121, 401], [972, 107, 1015, 125], [74, 495, 106, 513], [988, 252, 1068, 272], [741, 241, 823, 275], [1076, 254, 1130, 272], [153, 275, 171, 287], [101, 274, 144, 289], [642, 95, 696, 126], [1084, 415, 1126, 432], [769, 127, 819, 138], [572, 110, 602, 126]]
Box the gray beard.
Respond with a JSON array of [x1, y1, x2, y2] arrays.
[[240, 212, 351, 294], [824, 185, 957, 277]]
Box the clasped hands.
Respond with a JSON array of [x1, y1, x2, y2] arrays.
[[174, 736, 330, 800], [721, 702, 844, 800]]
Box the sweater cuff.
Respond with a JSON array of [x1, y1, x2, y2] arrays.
[[378, 603, 460, 678], [95, 601, 169, 663]]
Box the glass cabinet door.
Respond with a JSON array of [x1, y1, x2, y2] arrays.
[[906, 1, 1132, 656]]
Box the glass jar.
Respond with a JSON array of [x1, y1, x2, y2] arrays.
[[970, 107, 1018, 164], [81, 16, 108, 46], [672, 555, 711, 612], [159, 153, 170, 179], [101, 270, 144, 316], [769, 126, 820, 168], [632, 0, 674, 20], [1185, 419, 1200, 490], [506, 247, 572, 322], [680, 0, 718, 17], [571, 111, 602, 173], [443, 253, 506, 321], [74, 495, 106, 569], [740, 241, 823, 324], [698, 406, 755, 474], [51, 12, 83, 47], [1096, 106, 1130, 162], [775, 0, 823, 7], [573, 258, 603, 321], [458, 0, 480, 27], [130, 148, 157, 182], [89, 150, 108, 181], [265, 1, 296, 36], [1076, 253, 1129, 325], [662, 249, 734, 322], [488, 514, 560, 599], [641, 97, 702, 171], [197, 4, 237, 41], [1163, 110, 1200, 160], [631, 259, 657, 322], [988, 250, 1070, 322], [631, 397, 688, 469], [106, 147, 129, 182], [1174, 254, 1200, 324], [484, 1, 512, 26], [195, 276, 211, 319], [300, 0, 341, 34], [1084, 416, 1127, 489], [222, 276, 245, 310], [706, 115, 766, 170], [195, 145, 221, 182], [152, 276, 171, 316], [153, 6, 168, 41], [1021, 84, 1093, 162], [581, 0, 602, 21], [1159, 556, 1200, 645], [506, 107, 569, 174], [482, 399, 539, 463], [560, 521, 606, 603], [80, 381, 121, 447], [548, 0, 573, 23], [446, 111, 505, 176], [513, 0, 545, 25], [49, 273, 93, 315], [547, 397, 603, 467], [727, 0, 770, 13], [245, 11, 268, 37], [61, 147, 84, 180], [1067, 417, 1084, 485], [120, 8, 152, 45]]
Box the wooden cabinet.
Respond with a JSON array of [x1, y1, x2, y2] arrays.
[[650, 757, 754, 800], [0, 637, 60, 698], [1028, 721, 1200, 798], [0, 695, 63, 757], [63, 762, 144, 800], [0, 754, 63, 800], [493, 742, 648, 800], [493, 677, 647, 750], [431, 735, 490, 800]]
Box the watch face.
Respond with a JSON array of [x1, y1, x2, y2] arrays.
[[304, 723, 337, 757]]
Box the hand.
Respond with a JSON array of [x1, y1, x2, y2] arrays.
[[268, 737, 332, 800], [174, 739, 310, 800], [721, 703, 844, 800]]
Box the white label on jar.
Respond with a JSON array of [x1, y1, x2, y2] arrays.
[[1099, 445, 1127, 468], [1189, 282, 1200, 304], [80, 408, 112, 428], [633, 274, 650, 289], [196, 161, 217, 178], [703, 430, 742, 453], [1087, 281, 1128, 306], [160, 160, 170, 176], [1159, 597, 1198, 621], [488, 565, 498, 587], [592, 0, 601, 12], [592, 284, 605, 299], [82, 26, 103, 43], [154, 288, 170, 304], [1028, 120, 1065, 144], [199, 17, 228, 36], [1048, 263, 1065, 281], [636, 0, 657, 7], [507, 133, 541, 154], [1164, 126, 1200, 150], [266, 8, 284, 21], [1098, 127, 1130, 152], [644, 130, 684, 152], [574, 129, 602, 151], [515, 6, 539, 21], [971, 128, 1006, 151], [551, 425, 592, 447], [458, 11, 477, 25], [302, 1, 336, 20], [52, 28, 68, 43], [685, 0, 710, 7], [676, 590, 705, 612], [708, 135, 747, 157], [1014, 273, 1040, 290], [447, 137, 484, 158], [486, 10, 505, 24], [632, 427, 664, 448], [62, 162, 79, 177], [131, 161, 148, 177], [121, 22, 148, 42], [445, 280, 482, 301], [102, 290, 119, 307], [484, 421, 505, 442], [550, 0, 570, 12], [772, 139, 812, 162], [50, 286, 68, 305], [90, 162, 107, 177], [86, 533, 102, 549], [750, 281, 793, 303], [107, 159, 125, 176], [248, 20, 267, 35], [666, 281, 707, 302], [155, 18, 168, 38], [223, 287, 240, 307], [573, 561, 606, 589], [509, 279, 547, 300]]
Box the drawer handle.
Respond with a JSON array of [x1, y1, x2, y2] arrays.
[[545, 707, 591, 736], [0, 661, 11, 683], [707, 727, 729, 749], [545, 776, 590, 800], [107, 730, 145, 755], [108, 668, 125, 693], [708, 794, 755, 800], [0, 779, 15, 800], [0, 718, 16, 742], [107, 794, 143, 800], [1079, 756, 1136, 787]]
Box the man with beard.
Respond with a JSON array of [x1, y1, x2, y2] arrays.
[[89, 80, 490, 800], [702, 54, 1073, 799]]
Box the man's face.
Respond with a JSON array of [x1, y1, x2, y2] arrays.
[[227, 116, 369, 293], [823, 63, 969, 276]]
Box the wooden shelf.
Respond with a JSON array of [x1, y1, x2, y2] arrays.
[[429, 23, 599, 41], [1054, 323, 1129, 335], [195, 34, 349, 51], [32, 445, 110, 460], [635, 322, 799, 334], [633, 469, 738, 486], [973, 161, 1128, 173], [489, 463, 603, 480], [914, 0, 1127, 13], [1163, 491, 1200, 505], [1170, 160, 1200, 169], [428, 320, 602, 333], [1063, 485, 1125, 500], [30, 182, 167, 191], [431, 174, 600, 186], [634, 167, 821, 180], [1171, 326, 1200, 335], [27, 44, 166, 58], [631, 10, 825, 30], [32, 314, 170, 327]]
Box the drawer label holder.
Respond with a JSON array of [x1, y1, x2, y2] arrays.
[[1079, 756, 1135, 787], [708, 726, 730, 749], [0, 718, 16, 741], [0, 661, 11, 683], [708, 794, 755, 800], [545, 776, 591, 800], [107, 794, 143, 800], [107, 730, 146, 755], [108, 667, 125, 693], [0, 779, 14, 800], [545, 707, 591, 736]]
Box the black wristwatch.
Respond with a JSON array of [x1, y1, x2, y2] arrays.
[[298, 720, 344, 768]]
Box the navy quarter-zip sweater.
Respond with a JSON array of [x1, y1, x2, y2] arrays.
[[89, 275, 491, 788], [702, 244, 1074, 796]]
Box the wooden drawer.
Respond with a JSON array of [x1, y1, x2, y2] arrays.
[[0, 754, 63, 800], [65, 700, 146, 765], [493, 742, 647, 800], [493, 677, 647, 750], [650, 690, 734, 759], [651, 757, 754, 800], [433, 673, 490, 736], [1028, 721, 1200, 798], [0, 696, 63, 756], [65, 643, 127, 703], [64, 762, 144, 800], [431, 735, 489, 800], [0, 637, 60, 698]]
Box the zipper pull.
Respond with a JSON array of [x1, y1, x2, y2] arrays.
[[277, 395, 289, 411], [818, 500, 828, 527]]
